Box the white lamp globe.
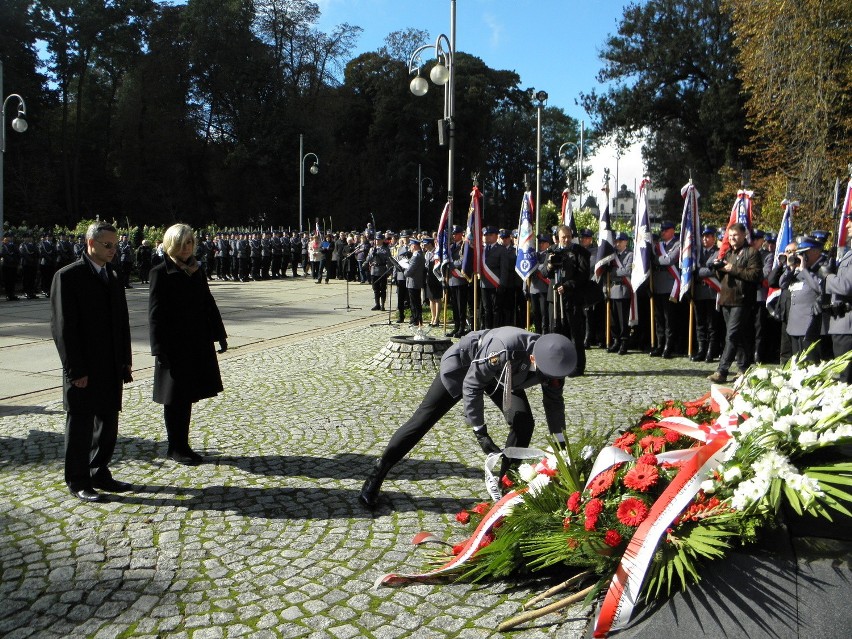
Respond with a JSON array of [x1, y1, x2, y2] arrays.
[[430, 63, 449, 86], [310, 164, 318, 175], [559, 156, 570, 169], [410, 75, 429, 96], [12, 117, 27, 133]]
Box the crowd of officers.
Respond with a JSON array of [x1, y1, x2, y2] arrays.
[[4, 219, 849, 382]]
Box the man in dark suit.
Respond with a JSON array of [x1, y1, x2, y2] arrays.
[[480, 226, 510, 329], [50, 222, 134, 502]]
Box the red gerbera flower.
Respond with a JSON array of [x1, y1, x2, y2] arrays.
[[566, 491, 582, 513], [685, 406, 700, 417], [617, 497, 649, 526], [604, 529, 622, 547], [660, 406, 682, 417], [644, 407, 657, 417], [501, 474, 514, 488], [623, 463, 660, 492], [587, 468, 616, 497], [614, 432, 637, 450], [456, 510, 470, 524], [638, 453, 658, 466], [472, 502, 489, 515], [585, 498, 604, 517], [639, 435, 665, 453]]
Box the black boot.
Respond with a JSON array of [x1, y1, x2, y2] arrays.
[[606, 341, 619, 353], [690, 344, 707, 362], [359, 458, 392, 509], [618, 339, 629, 355]]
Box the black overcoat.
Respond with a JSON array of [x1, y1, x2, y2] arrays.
[[50, 258, 132, 413], [149, 257, 226, 405]]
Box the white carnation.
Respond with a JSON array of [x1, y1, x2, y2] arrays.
[[518, 463, 537, 483], [527, 473, 551, 497], [700, 479, 716, 494], [723, 466, 742, 483]]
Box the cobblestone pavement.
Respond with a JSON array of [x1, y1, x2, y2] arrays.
[[0, 292, 718, 638]]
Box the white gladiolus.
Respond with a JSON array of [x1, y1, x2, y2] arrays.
[[700, 479, 715, 494], [723, 466, 742, 483], [518, 463, 537, 483], [527, 474, 551, 497]]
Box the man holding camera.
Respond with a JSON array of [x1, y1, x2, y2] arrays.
[[547, 225, 590, 376], [707, 223, 763, 383], [781, 235, 827, 364], [824, 217, 852, 382]]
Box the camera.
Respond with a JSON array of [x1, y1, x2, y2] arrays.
[[821, 301, 852, 319], [787, 254, 801, 268], [711, 259, 726, 270], [546, 246, 566, 268]]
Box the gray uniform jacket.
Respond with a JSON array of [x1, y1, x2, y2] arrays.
[[781, 257, 826, 337], [438, 327, 566, 430], [608, 249, 633, 300], [447, 242, 467, 287], [652, 238, 680, 295], [825, 250, 852, 335], [695, 246, 720, 302], [404, 251, 426, 289]]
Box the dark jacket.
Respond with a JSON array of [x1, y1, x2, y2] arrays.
[[715, 244, 762, 307], [50, 258, 132, 413], [149, 256, 226, 405]]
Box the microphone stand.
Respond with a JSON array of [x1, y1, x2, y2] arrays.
[[335, 252, 362, 311]]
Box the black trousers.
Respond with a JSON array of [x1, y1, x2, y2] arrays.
[[449, 284, 468, 333], [408, 288, 423, 325], [694, 298, 722, 355], [480, 287, 499, 329], [2, 266, 16, 298], [719, 305, 753, 374], [380, 375, 535, 468], [610, 298, 631, 341], [65, 411, 119, 490], [530, 292, 549, 335], [653, 293, 679, 351], [832, 334, 852, 383], [164, 402, 193, 453]]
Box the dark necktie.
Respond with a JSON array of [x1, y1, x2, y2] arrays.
[[100, 268, 109, 284]]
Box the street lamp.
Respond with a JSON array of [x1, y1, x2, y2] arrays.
[[418, 165, 434, 233], [1, 61, 28, 234], [298, 133, 319, 234], [408, 0, 456, 234], [534, 90, 548, 240], [558, 141, 581, 208]]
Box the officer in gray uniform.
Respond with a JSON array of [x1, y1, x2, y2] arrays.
[[1, 232, 21, 300], [56, 232, 75, 269], [39, 232, 58, 296], [19, 231, 39, 299], [365, 233, 391, 310], [823, 216, 852, 382], [260, 231, 273, 279], [650, 221, 681, 357], [446, 225, 469, 337], [607, 231, 633, 355], [404, 238, 426, 326], [527, 233, 552, 335], [359, 328, 577, 508], [781, 235, 827, 363], [693, 226, 722, 362]]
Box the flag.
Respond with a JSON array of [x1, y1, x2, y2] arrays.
[[677, 182, 700, 301], [433, 201, 452, 278], [315, 219, 321, 238], [461, 186, 483, 281], [515, 191, 537, 279], [717, 190, 753, 259], [767, 199, 796, 313], [631, 177, 653, 293], [561, 188, 578, 237], [594, 182, 616, 278], [837, 178, 851, 259]]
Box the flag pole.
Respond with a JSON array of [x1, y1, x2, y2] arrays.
[[603, 174, 612, 348], [687, 176, 696, 359]]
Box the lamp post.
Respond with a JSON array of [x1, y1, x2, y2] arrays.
[[1, 61, 28, 233], [408, 0, 456, 235], [417, 164, 434, 233], [298, 133, 319, 234], [534, 90, 548, 241], [558, 141, 581, 212]]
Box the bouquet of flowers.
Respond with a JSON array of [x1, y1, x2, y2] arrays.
[[378, 353, 852, 636]]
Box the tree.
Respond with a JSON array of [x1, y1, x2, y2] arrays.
[[581, 0, 748, 221], [722, 0, 852, 226]]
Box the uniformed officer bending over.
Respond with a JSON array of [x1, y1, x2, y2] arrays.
[[359, 327, 577, 509]]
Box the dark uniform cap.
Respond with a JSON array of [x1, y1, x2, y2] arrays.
[[451, 225, 464, 234], [795, 235, 822, 252], [483, 226, 498, 235], [375, 233, 385, 240], [764, 233, 776, 243], [408, 238, 420, 245], [580, 228, 593, 238], [701, 225, 717, 236], [498, 228, 510, 238], [614, 231, 630, 242], [537, 233, 551, 243], [811, 230, 830, 244], [421, 237, 434, 244], [532, 333, 577, 379], [660, 221, 675, 230], [752, 229, 765, 239]]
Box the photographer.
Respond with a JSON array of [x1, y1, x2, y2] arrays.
[[547, 224, 590, 376], [780, 235, 827, 364], [823, 216, 852, 382], [767, 241, 798, 364], [707, 223, 763, 383]]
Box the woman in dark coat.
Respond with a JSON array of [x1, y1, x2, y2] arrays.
[[149, 224, 227, 465]]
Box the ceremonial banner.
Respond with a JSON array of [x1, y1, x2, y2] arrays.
[[718, 190, 753, 259], [594, 201, 616, 278], [630, 178, 652, 293], [678, 183, 700, 301], [433, 201, 451, 278], [837, 178, 851, 259], [461, 186, 483, 281], [561, 188, 578, 237], [767, 199, 796, 313], [515, 191, 537, 279]]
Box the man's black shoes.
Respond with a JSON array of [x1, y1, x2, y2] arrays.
[[359, 459, 392, 509], [70, 488, 105, 502], [476, 431, 502, 455], [93, 477, 133, 492]]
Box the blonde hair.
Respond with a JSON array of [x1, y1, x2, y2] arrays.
[[162, 223, 196, 258]]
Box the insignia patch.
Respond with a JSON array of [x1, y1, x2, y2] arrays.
[[487, 352, 501, 368]]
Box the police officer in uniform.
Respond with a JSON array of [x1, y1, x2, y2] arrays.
[[650, 221, 681, 357], [547, 225, 590, 376], [528, 233, 552, 335], [359, 328, 577, 508], [39, 232, 58, 296], [1, 232, 21, 300], [365, 233, 391, 310], [19, 231, 39, 299], [237, 233, 251, 282], [480, 226, 510, 329], [693, 226, 722, 362], [823, 217, 852, 382], [446, 225, 469, 337], [607, 232, 633, 355], [56, 232, 75, 270], [781, 235, 827, 364]]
